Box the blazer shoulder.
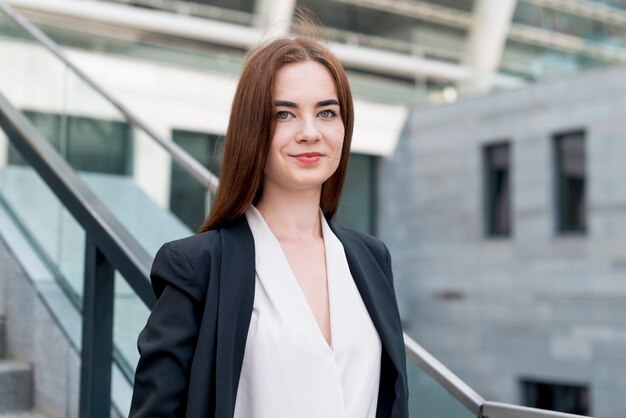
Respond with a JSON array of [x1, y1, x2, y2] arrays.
[[167, 228, 222, 263], [331, 223, 388, 261], [151, 229, 222, 300]]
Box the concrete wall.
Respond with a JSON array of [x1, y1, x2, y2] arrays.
[[378, 64, 626, 418]]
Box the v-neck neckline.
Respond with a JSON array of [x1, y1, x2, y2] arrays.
[[247, 205, 335, 352]]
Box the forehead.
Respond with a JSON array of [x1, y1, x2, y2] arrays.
[[273, 61, 338, 100]]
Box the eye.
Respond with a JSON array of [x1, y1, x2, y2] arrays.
[[319, 109, 337, 119], [276, 110, 292, 120]]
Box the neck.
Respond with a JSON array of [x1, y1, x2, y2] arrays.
[[256, 186, 323, 241]]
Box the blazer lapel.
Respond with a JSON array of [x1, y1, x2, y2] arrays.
[[214, 217, 256, 416], [329, 222, 405, 385]]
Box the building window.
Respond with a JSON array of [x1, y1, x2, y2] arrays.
[[8, 111, 132, 175], [554, 131, 586, 233], [522, 380, 590, 415], [335, 153, 378, 234], [170, 129, 223, 231], [483, 142, 511, 237]]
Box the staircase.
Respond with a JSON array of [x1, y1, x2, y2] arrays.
[[0, 315, 46, 418]]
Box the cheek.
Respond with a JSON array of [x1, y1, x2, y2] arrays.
[[264, 147, 281, 175], [329, 126, 345, 155], [269, 126, 292, 152], [264, 134, 289, 176]]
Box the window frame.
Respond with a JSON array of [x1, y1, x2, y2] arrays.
[[553, 129, 587, 235], [520, 378, 591, 416], [483, 141, 512, 238]]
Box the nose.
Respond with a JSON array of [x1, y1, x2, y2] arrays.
[[295, 117, 321, 143]]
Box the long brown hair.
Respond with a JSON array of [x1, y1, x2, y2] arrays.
[[198, 36, 354, 232]]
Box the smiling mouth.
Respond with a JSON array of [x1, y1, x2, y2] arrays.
[[291, 152, 324, 157], [291, 152, 324, 163]]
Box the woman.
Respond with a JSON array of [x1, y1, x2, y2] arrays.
[[129, 35, 408, 418]]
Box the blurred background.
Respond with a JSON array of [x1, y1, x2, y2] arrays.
[[1, 0, 626, 417]]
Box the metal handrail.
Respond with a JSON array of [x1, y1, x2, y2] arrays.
[[404, 333, 485, 415], [404, 333, 593, 417], [0, 0, 219, 193], [0, 91, 154, 418]]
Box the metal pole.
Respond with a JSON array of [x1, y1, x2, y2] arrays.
[[79, 237, 115, 418]]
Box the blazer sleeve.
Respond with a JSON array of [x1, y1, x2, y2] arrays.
[[129, 242, 204, 418]]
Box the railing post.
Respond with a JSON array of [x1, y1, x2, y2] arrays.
[[79, 236, 115, 418]]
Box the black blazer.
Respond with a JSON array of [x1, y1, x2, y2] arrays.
[[129, 215, 408, 418]]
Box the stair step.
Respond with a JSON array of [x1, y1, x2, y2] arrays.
[[0, 360, 32, 413]]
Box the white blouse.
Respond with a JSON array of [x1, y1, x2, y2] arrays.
[[233, 206, 382, 418]]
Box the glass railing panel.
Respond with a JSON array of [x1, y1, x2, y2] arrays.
[[113, 270, 150, 380], [0, 11, 69, 150], [1, 6, 88, 300], [60, 67, 198, 250], [1, 3, 208, 384], [0, 5, 206, 253], [1, 131, 148, 388], [407, 358, 476, 418], [0, 141, 86, 302]]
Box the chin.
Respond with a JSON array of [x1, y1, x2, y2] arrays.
[[293, 172, 335, 187]]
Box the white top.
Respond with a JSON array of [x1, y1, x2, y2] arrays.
[[233, 206, 382, 418]]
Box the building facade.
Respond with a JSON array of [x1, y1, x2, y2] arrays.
[[379, 64, 626, 418]]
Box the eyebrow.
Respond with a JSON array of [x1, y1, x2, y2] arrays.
[[273, 99, 340, 108]]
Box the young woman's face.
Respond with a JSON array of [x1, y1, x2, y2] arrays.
[[263, 60, 345, 196]]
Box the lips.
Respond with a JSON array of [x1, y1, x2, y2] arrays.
[[291, 152, 323, 157], [291, 152, 324, 164]]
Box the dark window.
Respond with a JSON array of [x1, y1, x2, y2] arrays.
[[170, 129, 223, 231], [484, 142, 511, 237], [335, 153, 378, 234], [554, 131, 586, 233], [522, 380, 590, 415], [8, 111, 131, 175], [182, 0, 256, 14]]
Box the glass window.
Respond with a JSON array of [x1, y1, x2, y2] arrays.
[[335, 153, 377, 234], [105, 0, 256, 19], [589, 0, 626, 11], [418, 0, 475, 12], [184, 0, 256, 14], [483, 142, 511, 237], [66, 115, 132, 174], [522, 380, 590, 415], [7, 111, 131, 175], [297, 0, 467, 60], [554, 131, 586, 233], [170, 129, 223, 231]]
